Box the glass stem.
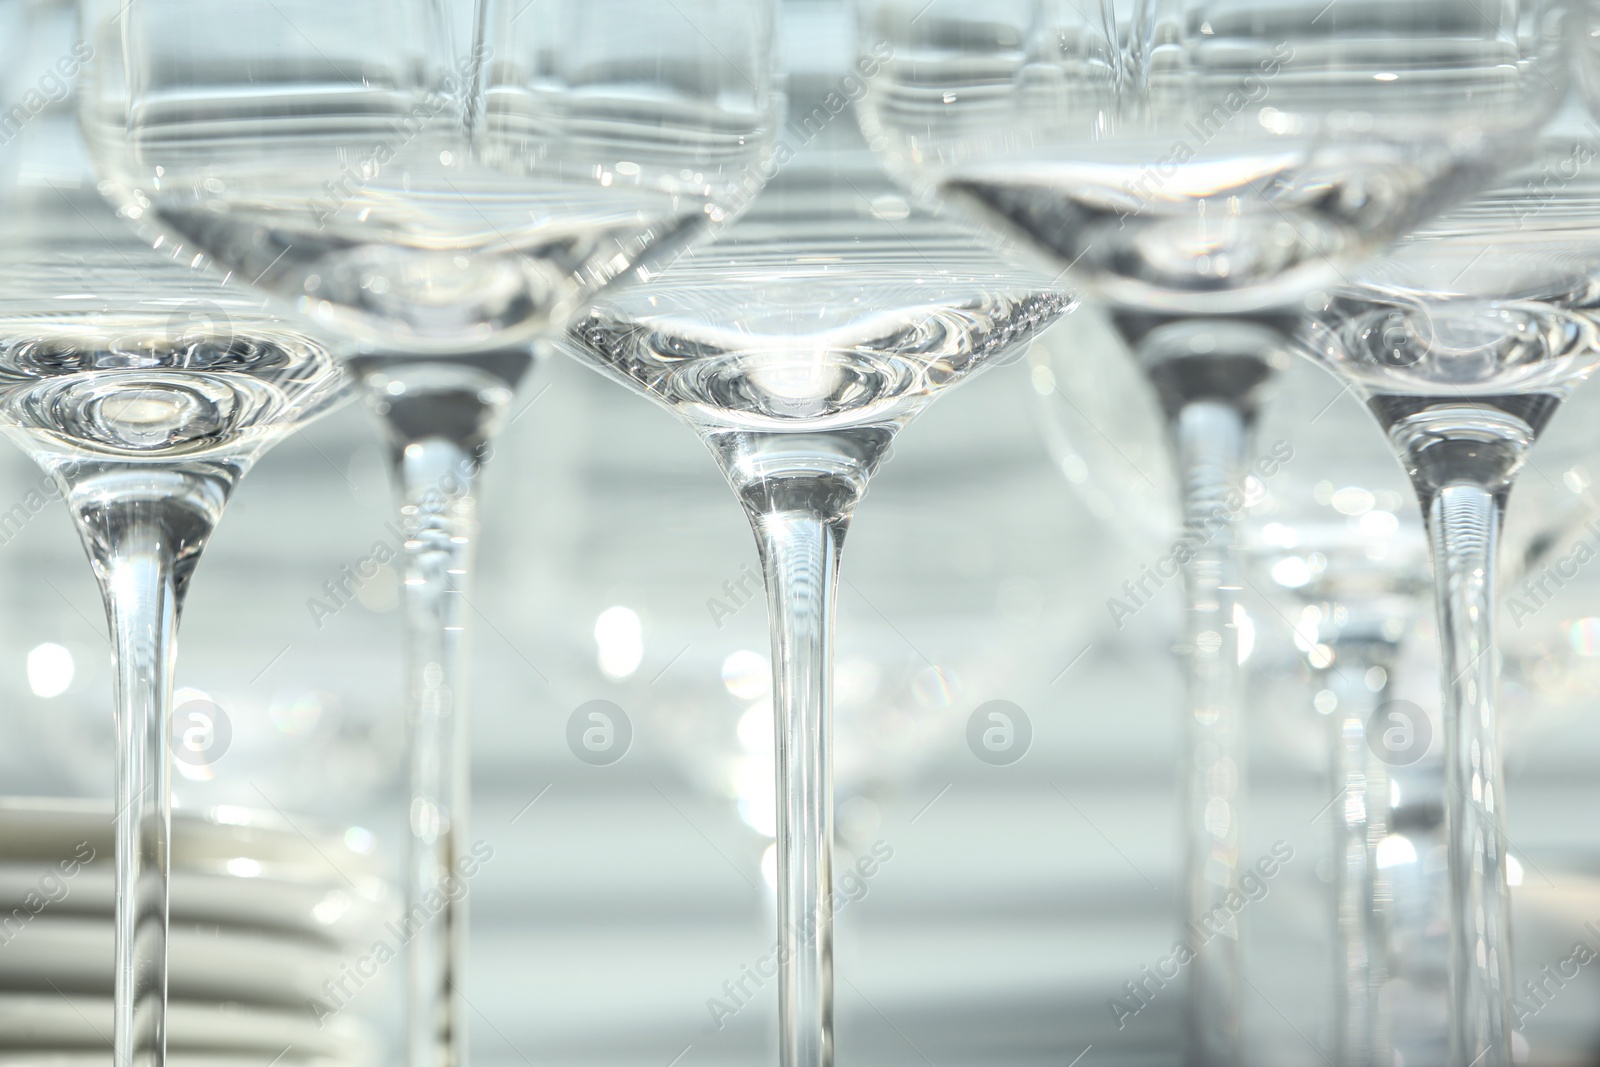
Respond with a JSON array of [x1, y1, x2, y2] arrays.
[[106, 514, 176, 1067], [67, 472, 227, 1067], [1170, 398, 1249, 1067], [711, 427, 888, 1067], [392, 438, 481, 1067], [1318, 637, 1399, 1067], [354, 350, 529, 1067], [1120, 312, 1281, 1067], [752, 504, 843, 1067], [1424, 482, 1513, 1067], [1380, 764, 1451, 1067]]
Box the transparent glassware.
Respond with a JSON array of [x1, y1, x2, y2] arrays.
[[76, 3, 780, 1066], [1247, 363, 1435, 1067], [856, 0, 1565, 316], [0, 5, 354, 1066], [856, 4, 1568, 1060], [1029, 305, 1444, 1064], [1263, 529, 1432, 1067], [1296, 65, 1600, 1062], [564, 107, 1070, 1063]]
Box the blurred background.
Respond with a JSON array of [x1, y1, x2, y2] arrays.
[[4, 1, 1600, 1066]]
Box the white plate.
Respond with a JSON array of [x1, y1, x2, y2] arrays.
[[0, 800, 393, 947], [0, 868, 391, 951], [0, 994, 372, 1058], [0, 799, 384, 879], [0, 917, 362, 1008], [0, 1055, 352, 1067]]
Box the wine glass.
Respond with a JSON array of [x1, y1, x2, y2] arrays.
[[1259, 514, 1434, 1067], [856, 4, 1568, 1060], [1295, 60, 1600, 1062], [564, 108, 1070, 1063], [1244, 362, 1434, 1067], [0, 5, 353, 1066], [76, 4, 781, 1066], [1030, 298, 1443, 1063]]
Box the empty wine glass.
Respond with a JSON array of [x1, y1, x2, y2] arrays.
[[77, 3, 780, 1065], [1245, 362, 1433, 1067], [1029, 297, 1441, 1064], [565, 104, 1070, 1063], [0, 6, 353, 1066], [857, 3, 1568, 1060], [1297, 61, 1600, 1062]]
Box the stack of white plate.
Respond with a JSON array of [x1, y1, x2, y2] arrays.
[[0, 798, 391, 1067]]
